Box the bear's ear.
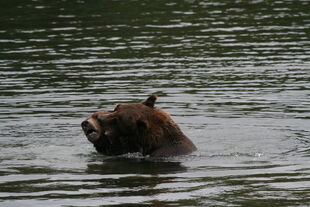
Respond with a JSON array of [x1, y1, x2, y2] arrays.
[[142, 94, 157, 108]]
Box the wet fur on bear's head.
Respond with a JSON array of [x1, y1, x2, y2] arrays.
[[81, 95, 197, 157]]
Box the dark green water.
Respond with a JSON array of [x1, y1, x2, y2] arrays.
[[0, 0, 310, 206]]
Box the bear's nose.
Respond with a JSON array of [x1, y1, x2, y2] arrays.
[[81, 121, 91, 130]]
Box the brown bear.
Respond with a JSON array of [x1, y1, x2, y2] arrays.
[[81, 95, 197, 157]]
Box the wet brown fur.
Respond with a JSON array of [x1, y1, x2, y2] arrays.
[[82, 95, 197, 157]]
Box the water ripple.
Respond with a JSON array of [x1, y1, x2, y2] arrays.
[[0, 0, 309, 206]]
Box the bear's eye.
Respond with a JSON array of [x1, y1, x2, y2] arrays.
[[93, 114, 100, 120]]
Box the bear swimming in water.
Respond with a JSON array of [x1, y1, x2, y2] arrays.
[[81, 95, 197, 157]]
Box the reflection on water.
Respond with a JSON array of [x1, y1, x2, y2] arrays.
[[0, 0, 309, 206]]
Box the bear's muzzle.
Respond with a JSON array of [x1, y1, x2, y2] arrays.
[[81, 120, 99, 143]]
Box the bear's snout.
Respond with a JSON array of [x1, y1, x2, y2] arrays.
[[81, 120, 99, 143], [81, 120, 90, 130]]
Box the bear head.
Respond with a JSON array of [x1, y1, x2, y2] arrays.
[[81, 95, 197, 157]]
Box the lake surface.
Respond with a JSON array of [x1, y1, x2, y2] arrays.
[[0, 0, 309, 206]]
